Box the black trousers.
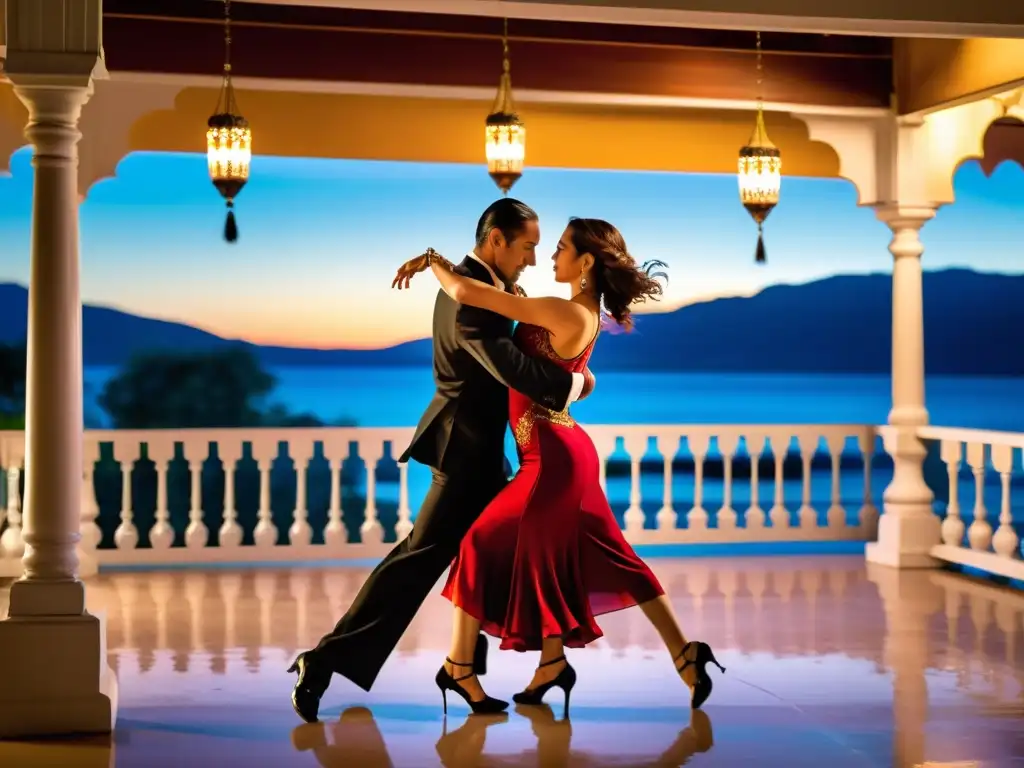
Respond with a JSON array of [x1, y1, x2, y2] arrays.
[[314, 465, 506, 691]]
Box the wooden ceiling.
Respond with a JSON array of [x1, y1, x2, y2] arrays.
[[102, 0, 893, 108]]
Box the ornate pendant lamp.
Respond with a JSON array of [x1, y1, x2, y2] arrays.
[[207, 0, 251, 243], [738, 31, 781, 264], [485, 18, 525, 194]]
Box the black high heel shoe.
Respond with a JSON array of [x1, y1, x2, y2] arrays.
[[435, 656, 509, 715], [675, 641, 725, 710], [511, 655, 577, 718]]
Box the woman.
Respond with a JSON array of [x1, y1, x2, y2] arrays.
[[392, 218, 724, 717]]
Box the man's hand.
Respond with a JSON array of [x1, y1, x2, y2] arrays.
[[580, 367, 596, 400]]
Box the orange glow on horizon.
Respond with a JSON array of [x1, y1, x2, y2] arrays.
[[82, 291, 758, 351]]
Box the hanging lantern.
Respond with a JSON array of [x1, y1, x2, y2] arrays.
[[485, 19, 525, 194], [207, 0, 251, 243], [738, 32, 781, 264]]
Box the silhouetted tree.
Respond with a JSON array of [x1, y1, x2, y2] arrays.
[[98, 346, 322, 428], [0, 342, 26, 429]]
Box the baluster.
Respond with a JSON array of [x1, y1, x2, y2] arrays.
[[0, 460, 24, 557], [797, 434, 817, 529], [990, 444, 1019, 559], [717, 433, 738, 530], [688, 433, 709, 532], [324, 444, 346, 548], [289, 440, 314, 547], [769, 434, 789, 529], [149, 441, 175, 549], [618, 434, 643, 536], [395, 462, 414, 540], [965, 442, 992, 551], [623, 433, 647, 536], [655, 434, 679, 532], [114, 440, 140, 550], [360, 439, 385, 544], [939, 440, 964, 547], [745, 433, 766, 530], [78, 437, 102, 565], [219, 441, 244, 548], [184, 444, 210, 549], [591, 432, 616, 492], [253, 442, 278, 548], [858, 431, 878, 536], [826, 434, 846, 529]]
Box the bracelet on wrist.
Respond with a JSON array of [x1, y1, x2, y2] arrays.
[[425, 248, 452, 271]]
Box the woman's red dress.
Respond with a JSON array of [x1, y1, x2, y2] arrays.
[[441, 322, 665, 652]]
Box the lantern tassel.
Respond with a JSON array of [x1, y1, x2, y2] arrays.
[[755, 224, 766, 264], [224, 202, 238, 244]]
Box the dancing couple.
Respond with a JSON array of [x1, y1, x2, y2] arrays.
[[289, 198, 724, 721]]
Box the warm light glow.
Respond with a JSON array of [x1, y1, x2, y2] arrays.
[[738, 151, 782, 209], [485, 121, 526, 182], [206, 124, 252, 182]]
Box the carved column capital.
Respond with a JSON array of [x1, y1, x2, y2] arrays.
[[3, 0, 106, 88]]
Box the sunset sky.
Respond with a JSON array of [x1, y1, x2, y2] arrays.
[[0, 147, 1020, 349]]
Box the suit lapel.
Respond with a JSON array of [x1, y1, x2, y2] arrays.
[[460, 257, 496, 286]]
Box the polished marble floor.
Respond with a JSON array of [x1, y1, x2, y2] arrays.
[[1, 555, 1023, 767]]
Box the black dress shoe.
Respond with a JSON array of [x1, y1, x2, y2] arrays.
[[289, 651, 331, 723]]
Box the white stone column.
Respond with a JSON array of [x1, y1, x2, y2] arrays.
[[0, 0, 118, 738], [866, 205, 941, 569]]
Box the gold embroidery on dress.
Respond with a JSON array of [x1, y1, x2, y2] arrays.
[[514, 405, 575, 447]]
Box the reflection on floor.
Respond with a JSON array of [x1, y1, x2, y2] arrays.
[[1, 555, 1022, 767]]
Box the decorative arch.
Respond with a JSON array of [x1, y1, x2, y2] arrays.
[[918, 94, 1012, 204], [976, 116, 1024, 176], [0, 79, 183, 199], [793, 91, 1021, 208], [129, 85, 844, 177], [0, 86, 28, 182], [2, 76, 851, 200], [788, 112, 887, 206]]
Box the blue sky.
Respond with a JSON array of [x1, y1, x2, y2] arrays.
[[0, 147, 1020, 349]]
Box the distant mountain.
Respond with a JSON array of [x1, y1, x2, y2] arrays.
[[0, 283, 432, 368], [0, 269, 1021, 375]]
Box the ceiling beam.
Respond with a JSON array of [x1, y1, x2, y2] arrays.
[[235, 0, 1024, 39]]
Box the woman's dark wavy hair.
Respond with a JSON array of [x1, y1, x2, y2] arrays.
[[567, 217, 667, 331]]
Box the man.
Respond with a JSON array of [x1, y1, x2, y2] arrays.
[[290, 198, 595, 722]]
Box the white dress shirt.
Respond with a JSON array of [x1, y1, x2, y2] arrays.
[[463, 252, 585, 407]]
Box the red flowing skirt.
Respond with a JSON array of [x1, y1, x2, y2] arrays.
[[441, 418, 664, 652]]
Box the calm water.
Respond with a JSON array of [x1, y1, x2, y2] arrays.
[[74, 366, 1024, 544], [84, 366, 1024, 431]]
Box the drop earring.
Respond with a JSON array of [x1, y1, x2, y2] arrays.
[[580, 275, 588, 291]]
